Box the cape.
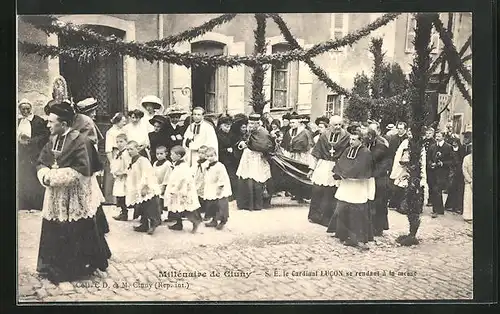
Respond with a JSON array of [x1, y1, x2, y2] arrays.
[[334, 145, 373, 179], [369, 135, 391, 178], [281, 128, 314, 153], [248, 127, 274, 153], [311, 129, 350, 161]]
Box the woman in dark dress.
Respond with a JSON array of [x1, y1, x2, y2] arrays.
[[445, 137, 465, 213], [216, 116, 235, 200], [18, 99, 50, 210], [229, 114, 248, 200]]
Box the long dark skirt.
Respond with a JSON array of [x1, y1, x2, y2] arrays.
[[18, 145, 44, 210], [445, 171, 464, 211], [226, 163, 239, 201], [205, 198, 229, 223], [237, 178, 266, 211], [330, 200, 373, 244], [37, 215, 112, 283], [135, 196, 162, 227], [308, 185, 337, 227], [95, 205, 110, 234], [373, 177, 390, 234]]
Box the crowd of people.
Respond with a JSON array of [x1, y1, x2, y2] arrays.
[[17, 92, 473, 283]]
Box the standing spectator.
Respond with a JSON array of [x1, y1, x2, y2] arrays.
[[163, 107, 188, 155], [427, 131, 453, 218], [229, 114, 248, 199], [423, 127, 436, 206], [462, 124, 472, 155], [445, 137, 466, 213], [313, 116, 330, 143], [280, 113, 291, 135], [270, 119, 281, 139], [384, 124, 397, 138], [104, 113, 128, 205], [462, 150, 472, 222], [110, 133, 131, 221], [73, 98, 103, 150], [140, 95, 165, 133], [124, 109, 150, 160], [387, 122, 409, 209], [148, 115, 169, 164], [17, 99, 50, 210]]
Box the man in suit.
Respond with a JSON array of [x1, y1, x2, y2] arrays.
[[427, 131, 453, 218]]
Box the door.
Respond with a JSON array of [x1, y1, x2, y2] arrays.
[[191, 41, 225, 114], [59, 25, 125, 203]]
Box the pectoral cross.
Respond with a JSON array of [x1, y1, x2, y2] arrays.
[[51, 134, 66, 169]]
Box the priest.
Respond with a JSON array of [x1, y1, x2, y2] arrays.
[[236, 113, 275, 211], [183, 107, 218, 167], [36, 101, 111, 283], [308, 115, 350, 227], [163, 106, 188, 154], [329, 130, 374, 250]]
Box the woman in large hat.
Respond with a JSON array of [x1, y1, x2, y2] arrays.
[[140, 95, 165, 132], [123, 109, 151, 159]]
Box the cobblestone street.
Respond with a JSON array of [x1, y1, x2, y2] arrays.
[[18, 198, 473, 302]]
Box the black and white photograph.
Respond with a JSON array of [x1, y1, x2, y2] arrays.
[[17, 12, 475, 302]]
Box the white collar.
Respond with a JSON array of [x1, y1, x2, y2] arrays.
[[19, 114, 34, 121], [437, 140, 445, 146], [61, 128, 72, 137]]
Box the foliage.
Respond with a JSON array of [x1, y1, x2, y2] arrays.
[[344, 72, 370, 121]]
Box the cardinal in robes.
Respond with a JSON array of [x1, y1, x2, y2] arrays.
[[163, 107, 188, 155], [236, 113, 275, 211], [36, 101, 111, 283], [18, 99, 50, 210], [308, 115, 350, 227], [330, 130, 375, 250], [367, 124, 391, 236], [183, 107, 218, 167]]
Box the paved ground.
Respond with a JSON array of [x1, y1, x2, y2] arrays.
[[17, 197, 473, 302]]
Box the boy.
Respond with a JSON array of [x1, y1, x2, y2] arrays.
[[152, 146, 173, 220], [125, 141, 162, 235], [203, 147, 232, 230], [193, 145, 209, 220], [111, 133, 131, 221], [164, 145, 202, 233]]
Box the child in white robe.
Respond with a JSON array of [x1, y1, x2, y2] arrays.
[[111, 133, 131, 221], [125, 141, 161, 235], [164, 145, 202, 233], [152, 145, 173, 218], [203, 147, 232, 230], [192, 145, 209, 220]]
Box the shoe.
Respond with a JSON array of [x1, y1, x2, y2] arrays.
[[205, 220, 218, 228], [215, 222, 226, 230], [431, 213, 438, 218], [191, 219, 201, 233], [147, 225, 156, 235], [203, 216, 212, 222], [133, 224, 148, 232], [168, 222, 183, 231], [113, 213, 128, 221], [343, 240, 358, 247]]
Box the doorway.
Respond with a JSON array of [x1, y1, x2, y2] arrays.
[[191, 41, 225, 114]]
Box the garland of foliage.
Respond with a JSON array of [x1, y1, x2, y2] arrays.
[[249, 14, 269, 114], [269, 13, 351, 96], [19, 13, 400, 68], [370, 38, 385, 100], [432, 14, 472, 85], [396, 13, 434, 247]]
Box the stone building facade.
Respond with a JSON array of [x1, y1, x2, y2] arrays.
[[18, 13, 472, 132]]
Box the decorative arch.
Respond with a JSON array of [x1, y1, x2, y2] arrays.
[[47, 15, 137, 109]]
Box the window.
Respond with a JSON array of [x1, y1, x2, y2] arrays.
[[330, 13, 349, 51], [271, 43, 291, 108], [405, 13, 444, 54], [325, 94, 342, 118], [452, 114, 463, 134]]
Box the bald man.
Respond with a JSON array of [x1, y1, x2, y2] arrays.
[[308, 115, 351, 227]]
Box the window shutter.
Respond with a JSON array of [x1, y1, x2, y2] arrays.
[[170, 42, 192, 112], [263, 44, 273, 107], [297, 44, 313, 113], [228, 41, 246, 115]]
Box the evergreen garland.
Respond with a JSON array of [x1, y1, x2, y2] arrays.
[[249, 14, 269, 114], [19, 13, 400, 69], [269, 13, 350, 96], [396, 13, 434, 247], [369, 38, 385, 100]]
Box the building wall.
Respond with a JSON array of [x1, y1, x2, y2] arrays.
[[17, 13, 471, 125]]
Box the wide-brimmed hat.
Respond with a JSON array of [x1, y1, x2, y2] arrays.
[[218, 116, 233, 126], [289, 112, 300, 121], [386, 123, 395, 130], [281, 113, 291, 120], [315, 116, 330, 126], [48, 101, 76, 121], [149, 115, 168, 126], [76, 97, 98, 114], [299, 114, 310, 123], [248, 113, 261, 121], [165, 106, 188, 117], [140, 95, 163, 110]]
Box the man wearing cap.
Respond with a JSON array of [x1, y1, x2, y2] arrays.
[[73, 97, 104, 150], [35, 101, 111, 283], [148, 115, 169, 164], [308, 115, 350, 227], [18, 99, 50, 211], [280, 113, 315, 165], [183, 107, 218, 167], [236, 113, 275, 211], [163, 106, 188, 155], [140, 95, 165, 133]]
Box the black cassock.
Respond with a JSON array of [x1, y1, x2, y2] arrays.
[[163, 122, 188, 159], [18, 115, 49, 210], [217, 130, 238, 198], [36, 130, 111, 283]]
